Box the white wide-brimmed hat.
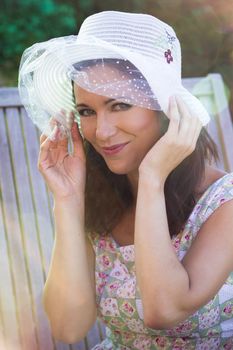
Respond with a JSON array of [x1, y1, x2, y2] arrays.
[[18, 10, 210, 136]]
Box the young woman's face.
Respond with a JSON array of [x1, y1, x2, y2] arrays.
[[73, 73, 163, 175]]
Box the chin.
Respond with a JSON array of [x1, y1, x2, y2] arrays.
[[107, 165, 128, 175], [105, 161, 138, 175]]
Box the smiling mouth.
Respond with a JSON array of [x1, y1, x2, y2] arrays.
[[102, 142, 129, 155]]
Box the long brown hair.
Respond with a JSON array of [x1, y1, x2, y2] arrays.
[[72, 60, 219, 237], [84, 125, 218, 238]]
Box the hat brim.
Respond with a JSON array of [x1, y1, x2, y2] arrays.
[[19, 37, 210, 134]]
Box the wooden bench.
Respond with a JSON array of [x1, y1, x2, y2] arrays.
[[0, 73, 232, 350]]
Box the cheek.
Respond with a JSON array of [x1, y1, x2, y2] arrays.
[[124, 113, 161, 138], [80, 119, 96, 140]]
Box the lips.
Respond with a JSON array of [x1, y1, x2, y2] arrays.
[[101, 142, 129, 155]]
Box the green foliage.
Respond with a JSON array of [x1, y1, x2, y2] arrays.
[[1, 0, 233, 117], [91, 0, 142, 13], [0, 0, 76, 68], [78, 0, 94, 12], [147, 0, 233, 113]]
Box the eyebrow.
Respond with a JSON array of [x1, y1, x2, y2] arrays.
[[76, 98, 116, 108]]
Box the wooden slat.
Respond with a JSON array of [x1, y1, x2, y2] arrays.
[[85, 322, 105, 349], [0, 152, 21, 350], [20, 108, 55, 277], [210, 74, 233, 172], [183, 75, 212, 96], [0, 88, 22, 107], [207, 114, 226, 171], [183, 73, 233, 172], [0, 108, 38, 349], [0, 74, 232, 350], [6, 106, 55, 350], [70, 340, 86, 350], [183, 74, 227, 171], [20, 108, 72, 350]]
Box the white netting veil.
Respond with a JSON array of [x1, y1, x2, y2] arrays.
[[70, 58, 161, 109], [18, 11, 210, 137]]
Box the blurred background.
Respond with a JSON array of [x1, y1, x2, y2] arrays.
[[1, 0, 233, 116]]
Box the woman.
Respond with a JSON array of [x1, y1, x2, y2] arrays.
[[19, 11, 233, 349]]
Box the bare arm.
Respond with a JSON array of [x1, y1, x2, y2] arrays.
[[43, 198, 96, 343], [38, 116, 96, 343], [135, 96, 233, 329], [135, 175, 233, 329]]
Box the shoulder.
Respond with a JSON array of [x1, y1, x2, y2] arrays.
[[195, 166, 229, 198], [182, 170, 233, 246], [199, 190, 233, 241], [192, 168, 233, 222], [180, 173, 233, 311], [201, 171, 233, 213], [184, 169, 233, 267]]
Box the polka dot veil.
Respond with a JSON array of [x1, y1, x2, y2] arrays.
[[70, 58, 161, 112]]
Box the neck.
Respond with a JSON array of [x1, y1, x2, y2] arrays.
[[127, 170, 139, 199]]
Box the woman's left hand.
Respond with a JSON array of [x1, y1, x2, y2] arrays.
[[139, 95, 203, 184]]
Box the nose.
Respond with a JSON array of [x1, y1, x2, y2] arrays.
[[95, 113, 117, 141]]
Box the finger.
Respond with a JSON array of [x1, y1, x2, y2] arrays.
[[58, 110, 74, 149], [71, 119, 85, 157], [55, 126, 69, 149], [176, 96, 203, 152], [39, 117, 59, 146], [166, 95, 180, 136], [55, 109, 71, 130], [39, 127, 58, 149], [65, 110, 74, 130], [176, 96, 201, 134], [54, 109, 74, 132], [175, 95, 192, 117], [191, 117, 203, 146], [38, 136, 53, 165], [49, 120, 68, 149], [40, 133, 47, 144], [175, 96, 197, 141], [48, 116, 58, 133], [55, 110, 75, 149], [49, 125, 61, 150]]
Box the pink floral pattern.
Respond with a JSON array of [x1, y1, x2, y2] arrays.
[[164, 49, 173, 64], [117, 278, 136, 298], [223, 302, 233, 317], [121, 245, 134, 262], [88, 173, 233, 349], [120, 301, 136, 317], [133, 335, 152, 349], [110, 259, 129, 280], [107, 281, 121, 297], [99, 298, 120, 317], [126, 319, 148, 333], [199, 308, 220, 329]]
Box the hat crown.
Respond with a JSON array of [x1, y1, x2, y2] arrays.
[[78, 11, 181, 73]]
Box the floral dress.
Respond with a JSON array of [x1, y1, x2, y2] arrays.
[[87, 173, 233, 349]]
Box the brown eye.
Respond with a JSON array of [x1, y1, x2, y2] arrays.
[[112, 103, 132, 111], [77, 108, 95, 117]]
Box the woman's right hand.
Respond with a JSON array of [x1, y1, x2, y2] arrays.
[[38, 112, 86, 202]]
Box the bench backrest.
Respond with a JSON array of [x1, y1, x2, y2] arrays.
[[0, 73, 232, 350]]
